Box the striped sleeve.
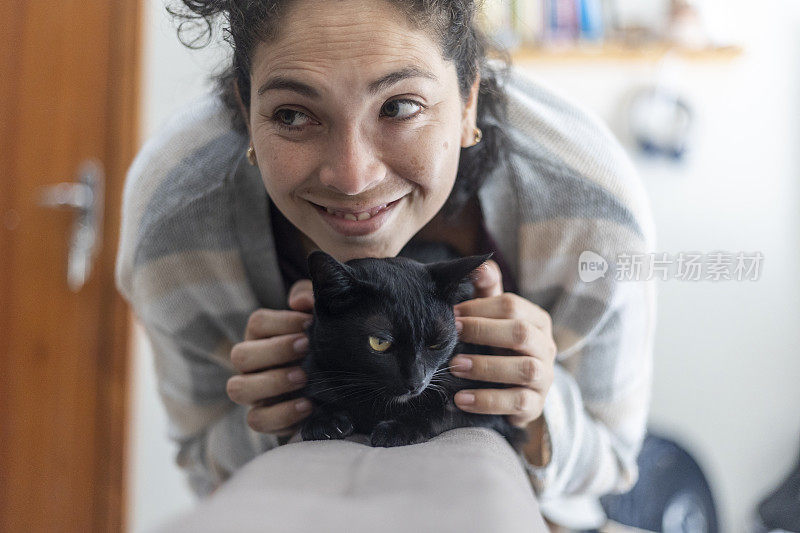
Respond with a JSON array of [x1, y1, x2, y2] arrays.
[[524, 273, 656, 499], [114, 95, 278, 496], [140, 319, 277, 497], [494, 68, 658, 516]]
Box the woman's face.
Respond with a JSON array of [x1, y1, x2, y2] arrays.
[[246, 0, 479, 262]]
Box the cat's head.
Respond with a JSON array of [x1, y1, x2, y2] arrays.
[[305, 250, 492, 400]]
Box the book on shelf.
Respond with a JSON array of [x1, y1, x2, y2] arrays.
[[480, 0, 738, 58], [578, 0, 604, 41]]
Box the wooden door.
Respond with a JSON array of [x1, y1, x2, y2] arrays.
[[0, 1, 140, 531]]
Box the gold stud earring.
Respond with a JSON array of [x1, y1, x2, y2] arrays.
[[246, 144, 257, 166], [473, 127, 483, 145]]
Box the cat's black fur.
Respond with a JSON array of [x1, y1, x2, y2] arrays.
[[299, 250, 528, 452]]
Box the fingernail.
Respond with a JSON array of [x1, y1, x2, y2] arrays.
[[295, 399, 312, 412], [293, 336, 309, 354], [455, 392, 475, 405], [453, 308, 462, 317], [302, 319, 312, 329], [287, 369, 306, 384], [452, 356, 472, 372], [455, 319, 464, 333], [227, 377, 242, 392]]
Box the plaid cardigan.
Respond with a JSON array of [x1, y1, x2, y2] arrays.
[[115, 65, 657, 527]]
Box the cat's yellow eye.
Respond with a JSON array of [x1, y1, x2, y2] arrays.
[[368, 336, 392, 352], [429, 343, 443, 350]]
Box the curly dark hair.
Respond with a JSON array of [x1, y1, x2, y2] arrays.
[[167, 0, 517, 219]]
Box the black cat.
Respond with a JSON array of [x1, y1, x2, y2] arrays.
[[298, 250, 528, 451]]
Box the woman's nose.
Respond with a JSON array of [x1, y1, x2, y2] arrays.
[[319, 128, 385, 196]]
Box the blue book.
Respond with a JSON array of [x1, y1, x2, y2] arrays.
[[578, 0, 604, 41]]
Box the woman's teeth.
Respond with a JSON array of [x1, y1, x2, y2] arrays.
[[324, 203, 389, 221]]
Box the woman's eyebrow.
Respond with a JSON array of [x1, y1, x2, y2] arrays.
[[256, 66, 438, 98]]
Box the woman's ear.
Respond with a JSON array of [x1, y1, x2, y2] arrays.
[[233, 78, 253, 138], [460, 70, 481, 148]]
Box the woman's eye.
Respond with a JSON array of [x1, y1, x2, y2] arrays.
[[267, 98, 423, 132], [380, 99, 424, 121], [368, 336, 392, 352], [271, 109, 313, 130]]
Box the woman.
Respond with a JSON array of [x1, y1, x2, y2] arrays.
[[116, 0, 657, 530]]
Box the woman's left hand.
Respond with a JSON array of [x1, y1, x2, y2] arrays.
[[450, 260, 556, 429]]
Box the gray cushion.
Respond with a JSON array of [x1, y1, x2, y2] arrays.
[[155, 427, 549, 533]]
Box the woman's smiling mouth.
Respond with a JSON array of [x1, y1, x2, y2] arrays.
[[309, 197, 404, 236]]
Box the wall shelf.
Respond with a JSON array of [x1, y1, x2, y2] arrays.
[[501, 42, 744, 63]]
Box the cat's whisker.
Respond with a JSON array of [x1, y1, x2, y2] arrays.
[[305, 379, 353, 387], [371, 387, 389, 414], [307, 370, 372, 377], [351, 391, 374, 405], [307, 374, 376, 383], [306, 373, 382, 383], [423, 382, 448, 404], [357, 387, 387, 406], [431, 366, 458, 378], [318, 387, 377, 404], [324, 385, 377, 398], [333, 391, 372, 403], [305, 380, 362, 389], [309, 381, 383, 391], [430, 378, 450, 389], [307, 383, 373, 397]]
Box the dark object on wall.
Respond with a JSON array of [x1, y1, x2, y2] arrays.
[[627, 86, 694, 162], [596, 431, 719, 532], [754, 442, 800, 532]]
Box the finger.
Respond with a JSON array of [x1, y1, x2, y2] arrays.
[[226, 366, 308, 406], [231, 333, 309, 373], [450, 354, 551, 390], [454, 387, 543, 420], [245, 308, 312, 341], [454, 293, 553, 333], [246, 397, 314, 434], [472, 259, 503, 299], [288, 279, 314, 312], [456, 317, 557, 360]]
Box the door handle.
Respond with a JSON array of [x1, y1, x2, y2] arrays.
[[38, 159, 105, 292]]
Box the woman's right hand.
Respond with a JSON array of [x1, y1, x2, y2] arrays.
[[226, 280, 316, 437]]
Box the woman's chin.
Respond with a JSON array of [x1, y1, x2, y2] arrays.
[[319, 240, 406, 262]]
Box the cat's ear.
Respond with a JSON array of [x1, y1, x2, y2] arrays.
[[307, 251, 360, 314], [426, 252, 494, 305]]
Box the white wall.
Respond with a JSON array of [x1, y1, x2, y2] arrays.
[[512, 2, 800, 530], [128, 1, 800, 531]]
